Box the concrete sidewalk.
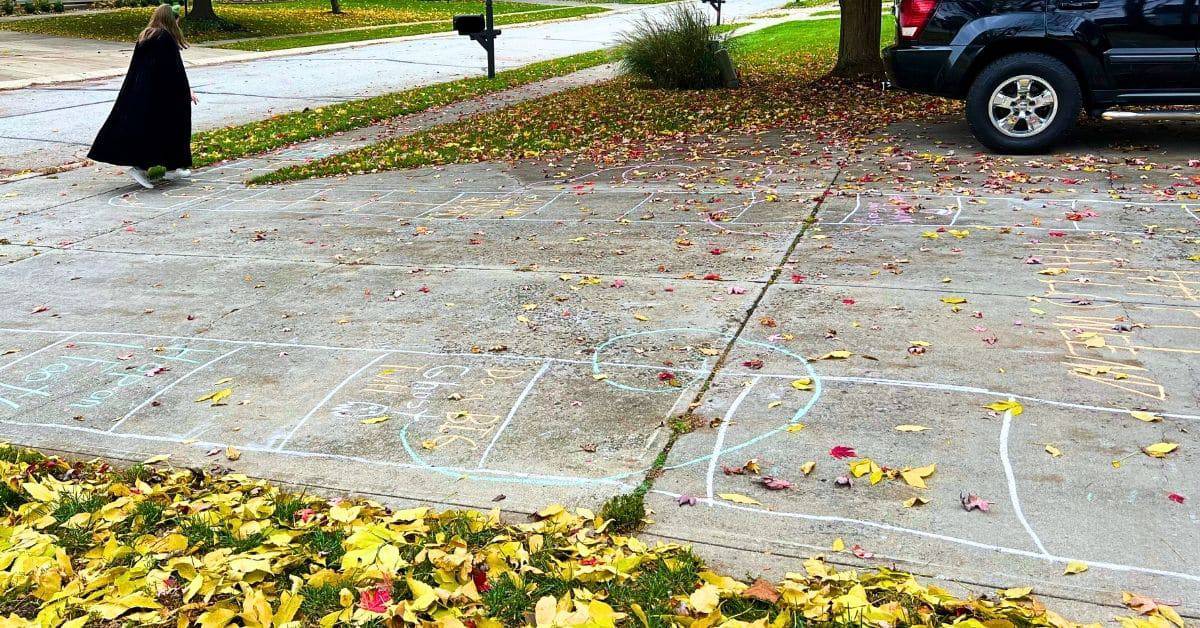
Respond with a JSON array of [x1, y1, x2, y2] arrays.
[[0, 30, 246, 89], [0, 112, 1198, 622], [0, 0, 790, 173]]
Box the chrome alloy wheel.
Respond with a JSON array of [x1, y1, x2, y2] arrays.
[[989, 75, 1058, 138]]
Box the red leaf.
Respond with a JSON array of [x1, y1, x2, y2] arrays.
[[760, 476, 792, 490], [829, 445, 857, 460], [1168, 492, 1186, 504], [359, 585, 391, 613], [960, 492, 992, 512], [471, 567, 491, 592], [851, 544, 874, 559]]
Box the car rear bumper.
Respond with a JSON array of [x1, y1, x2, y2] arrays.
[[884, 44, 959, 98]]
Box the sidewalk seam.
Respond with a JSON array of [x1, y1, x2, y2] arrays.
[[629, 166, 842, 495]]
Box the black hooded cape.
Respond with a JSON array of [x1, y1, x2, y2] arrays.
[[88, 29, 192, 170]]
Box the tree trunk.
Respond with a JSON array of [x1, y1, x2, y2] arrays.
[[830, 0, 885, 79], [330, 0, 341, 14], [186, 0, 218, 22]]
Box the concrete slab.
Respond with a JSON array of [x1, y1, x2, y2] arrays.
[[0, 113, 1198, 622]]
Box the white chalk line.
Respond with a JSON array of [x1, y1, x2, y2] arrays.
[[705, 376, 759, 501], [0, 328, 715, 375], [0, 332, 81, 374], [650, 488, 1200, 584], [999, 397, 1051, 556], [476, 360, 551, 469], [275, 353, 390, 450], [817, 375, 1200, 422], [4, 329, 1197, 423], [0, 417, 626, 487], [108, 346, 244, 433]]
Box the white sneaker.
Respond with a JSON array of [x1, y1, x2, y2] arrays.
[[164, 168, 191, 180], [127, 168, 154, 189]]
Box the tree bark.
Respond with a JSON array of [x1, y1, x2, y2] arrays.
[[186, 0, 218, 22], [830, 0, 885, 79], [330, 0, 341, 14]]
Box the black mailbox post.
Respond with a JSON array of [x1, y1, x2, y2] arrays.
[[453, 0, 501, 78], [703, 0, 725, 25]]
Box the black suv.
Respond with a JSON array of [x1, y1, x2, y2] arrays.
[[883, 0, 1199, 152]]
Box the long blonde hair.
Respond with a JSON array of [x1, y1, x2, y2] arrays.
[[138, 4, 187, 49]]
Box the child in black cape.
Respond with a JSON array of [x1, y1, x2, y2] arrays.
[[89, 3, 197, 188]]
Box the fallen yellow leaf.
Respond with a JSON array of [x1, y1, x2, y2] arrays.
[[900, 463, 936, 489], [810, 350, 852, 361], [719, 493, 762, 506], [1063, 561, 1089, 575], [831, 538, 845, 551], [1001, 587, 1033, 599], [689, 584, 720, 614], [894, 424, 928, 432], [985, 400, 1024, 416], [1130, 411, 1161, 423], [1142, 442, 1178, 458], [1044, 444, 1062, 458], [195, 388, 232, 406]]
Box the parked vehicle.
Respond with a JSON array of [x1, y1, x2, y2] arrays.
[[883, 0, 1199, 153]]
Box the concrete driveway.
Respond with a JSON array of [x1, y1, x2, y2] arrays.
[[0, 112, 1197, 621]]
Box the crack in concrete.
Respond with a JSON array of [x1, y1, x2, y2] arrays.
[[626, 169, 841, 495]]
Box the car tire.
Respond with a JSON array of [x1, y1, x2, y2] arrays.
[[965, 53, 1081, 154]]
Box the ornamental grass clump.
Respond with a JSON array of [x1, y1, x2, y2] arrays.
[[619, 4, 728, 89]]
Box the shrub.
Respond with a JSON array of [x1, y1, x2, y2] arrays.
[[1, 0, 14, 14], [21, 0, 35, 13], [619, 4, 728, 89], [52, 1, 63, 11], [35, 0, 50, 12]]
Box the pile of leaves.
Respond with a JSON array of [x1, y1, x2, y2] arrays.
[[0, 445, 1158, 627]]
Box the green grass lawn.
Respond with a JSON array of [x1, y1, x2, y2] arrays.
[[254, 16, 928, 184], [0, 0, 570, 44], [215, 5, 604, 51], [192, 49, 614, 167]]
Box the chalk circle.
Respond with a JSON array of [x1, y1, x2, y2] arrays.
[[591, 327, 822, 419], [589, 328, 824, 477], [570, 159, 775, 185]]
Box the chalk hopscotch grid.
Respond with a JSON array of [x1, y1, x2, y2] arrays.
[[0, 327, 1198, 584], [107, 182, 1199, 237]]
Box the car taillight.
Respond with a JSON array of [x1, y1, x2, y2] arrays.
[[898, 0, 938, 39]]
